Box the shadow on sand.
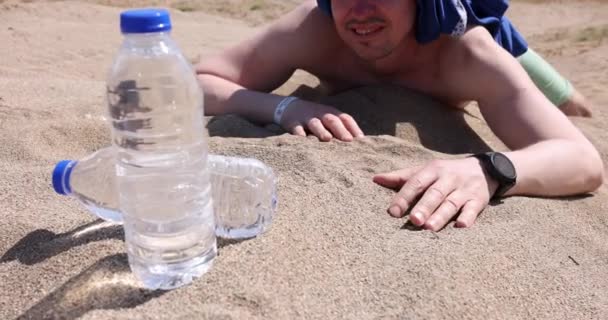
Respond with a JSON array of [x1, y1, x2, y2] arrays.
[[16, 253, 165, 320], [1, 219, 123, 266], [6, 220, 251, 319], [207, 84, 493, 155]]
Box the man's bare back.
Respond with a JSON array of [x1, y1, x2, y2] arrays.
[[258, 2, 470, 108], [312, 35, 467, 108]]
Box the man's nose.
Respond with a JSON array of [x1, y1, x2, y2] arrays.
[[351, 0, 376, 17]]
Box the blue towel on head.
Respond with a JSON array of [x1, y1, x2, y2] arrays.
[[316, 0, 528, 57]]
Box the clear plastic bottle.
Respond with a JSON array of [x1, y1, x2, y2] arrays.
[[52, 148, 122, 223], [52, 147, 278, 238], [207, 155, 277, 239], [106, 8, 215, 290]]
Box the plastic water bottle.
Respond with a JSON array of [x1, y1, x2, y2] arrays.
[[207, 155, 277, 239], [52, 147, 278, 238], [52, 147, 122, 223], [106, 8, 215, 290]]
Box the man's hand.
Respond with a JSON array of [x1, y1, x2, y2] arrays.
[[373, 158, 499, 231], [280, 99, 365, 142], [558, 89, 593, 117]]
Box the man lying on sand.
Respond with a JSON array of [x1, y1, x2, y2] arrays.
[[196, 0, 604, 231]]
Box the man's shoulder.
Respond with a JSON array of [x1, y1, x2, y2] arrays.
[[435, 26, 523, 102], [265, 0, 337, 40], [257, 0, 344, 69], [438, 26, 502, 73]]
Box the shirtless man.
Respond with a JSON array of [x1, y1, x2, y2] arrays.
[[196, 0, 604, 231]]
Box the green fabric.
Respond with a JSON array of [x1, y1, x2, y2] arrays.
[[517, 48, 573, 107]]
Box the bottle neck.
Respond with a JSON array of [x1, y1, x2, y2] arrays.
[[123, 31, 170, 38], [122, 32, 173, 46], [120, 31, 177, 56]]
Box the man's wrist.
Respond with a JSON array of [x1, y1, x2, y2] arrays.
[[479, 161, 501, 197], [273, 96, 299, 125], [471, 152, 517, 199]]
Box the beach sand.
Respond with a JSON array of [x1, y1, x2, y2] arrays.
[[1, 1, 608, 319]]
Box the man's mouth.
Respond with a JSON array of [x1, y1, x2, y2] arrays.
[[348, 21, 386, 38], [353, 26, 383, 36]]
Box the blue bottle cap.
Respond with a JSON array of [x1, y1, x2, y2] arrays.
[[52, 160, 77, 195], [120, 8, 172, 34]]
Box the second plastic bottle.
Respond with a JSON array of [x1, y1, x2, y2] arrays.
[[52, 147, 278, 239]]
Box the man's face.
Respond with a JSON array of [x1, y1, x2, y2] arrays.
[[331, 0, 416, 61]]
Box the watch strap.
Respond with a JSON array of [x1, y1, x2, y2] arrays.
[[472, 152, 515, 200]]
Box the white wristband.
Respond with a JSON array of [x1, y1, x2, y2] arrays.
[[273, 96, 299, 125]]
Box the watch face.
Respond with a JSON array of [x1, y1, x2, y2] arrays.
[[491, 153, 517, 180]]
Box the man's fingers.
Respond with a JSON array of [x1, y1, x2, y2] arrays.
[[338, 113, 365, 138], [454, 199, 486, 228], [321, 114, 353, 142], [388, 170, 438, 218], [372, 167, 420, 189], [306, 117, 333, 142], [580, 106, 592, 117], [289, 124, 306, 137], [423, 193, 465, 231], [409, 179, 456, 226]]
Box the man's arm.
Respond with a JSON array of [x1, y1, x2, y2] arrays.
[[195, 1, 363, 141], [196, 0, 317, 120], [373, 26, 603, 231], [443, 26, 603, 196]]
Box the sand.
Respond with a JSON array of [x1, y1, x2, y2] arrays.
[[1, 1, 608, 319]]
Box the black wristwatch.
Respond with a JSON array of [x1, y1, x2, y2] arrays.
[[472, 152, 517, 199]]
